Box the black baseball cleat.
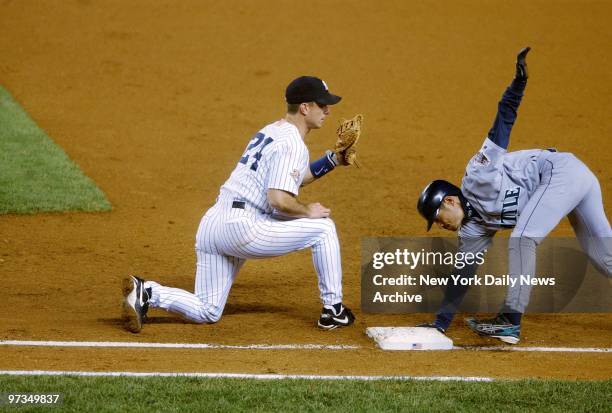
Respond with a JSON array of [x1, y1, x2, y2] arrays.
[[317, 303, 355, 330], [122, 275, 150, 333]]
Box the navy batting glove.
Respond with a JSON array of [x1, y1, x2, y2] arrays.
[[515, 46, 531, 80]]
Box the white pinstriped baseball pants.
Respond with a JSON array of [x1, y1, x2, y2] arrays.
[[146, 194, 343, 323]]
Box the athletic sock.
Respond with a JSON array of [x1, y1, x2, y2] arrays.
[[434, 313, 453, 332], [503, 312, 522, 325], [331, 303, 344, 315]]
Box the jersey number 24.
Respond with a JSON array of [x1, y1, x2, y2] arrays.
[[239, 132, 274, 172]]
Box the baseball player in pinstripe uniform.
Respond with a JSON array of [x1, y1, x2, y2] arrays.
[[123, 76, 355, 333], [417, 48, 612, 344]]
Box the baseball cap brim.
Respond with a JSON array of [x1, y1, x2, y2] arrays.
[[315, 93, 342, 105]]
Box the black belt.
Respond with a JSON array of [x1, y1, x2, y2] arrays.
[[232, 201, 245, 209]]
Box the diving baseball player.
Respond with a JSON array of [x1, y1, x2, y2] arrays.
[[122, 76, 356, 333], [417, 48, 612, 344]]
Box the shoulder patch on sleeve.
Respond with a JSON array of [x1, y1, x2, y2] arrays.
[[472, 151, 490, 167], [290, 169, 300, 184]]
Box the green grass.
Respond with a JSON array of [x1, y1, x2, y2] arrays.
[[0, 86, 111, 214], [0, 375, 610, 412]]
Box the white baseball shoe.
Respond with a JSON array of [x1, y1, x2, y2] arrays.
[[122, 275, 150, 333]]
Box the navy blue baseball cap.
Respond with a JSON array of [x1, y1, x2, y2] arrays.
[[285, 76, 342, 105]]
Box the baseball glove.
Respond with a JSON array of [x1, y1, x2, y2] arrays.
[[334, 114, 363, 166]]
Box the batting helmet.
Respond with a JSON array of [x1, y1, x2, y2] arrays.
[[417, 180, 462, 231]]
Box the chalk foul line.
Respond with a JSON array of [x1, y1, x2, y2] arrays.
[[0, 340, 358, 350], [0, 340, 610, 352], [0, 370, 494, 382], [457, 346, 612, 353]]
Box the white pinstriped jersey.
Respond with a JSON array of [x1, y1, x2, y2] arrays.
[[220, 120, 309, 213], [146, 120, 346, 323]]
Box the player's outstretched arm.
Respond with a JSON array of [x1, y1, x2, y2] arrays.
[[267, 188, 330, 218], [487, 47, 531, 150]]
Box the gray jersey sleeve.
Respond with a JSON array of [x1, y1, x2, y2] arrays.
[[462, 137, 506, 211]]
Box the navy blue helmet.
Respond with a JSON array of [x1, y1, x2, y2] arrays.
[[417, 180, 461, 231]]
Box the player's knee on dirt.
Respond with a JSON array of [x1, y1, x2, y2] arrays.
[[186, 300, 224, 324], [194, 310, 222, 324], [204, 315, 222, 324]]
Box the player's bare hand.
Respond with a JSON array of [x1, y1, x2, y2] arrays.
[[515, 46, 531, 80], [306, 203, 331, 219]]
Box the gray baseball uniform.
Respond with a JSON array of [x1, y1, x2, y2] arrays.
[[458, 80, 612, 314]]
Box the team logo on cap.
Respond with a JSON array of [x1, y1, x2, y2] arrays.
[[321, 80, 329, 91]]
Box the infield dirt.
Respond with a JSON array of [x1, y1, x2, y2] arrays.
[[1, 0, 610, 380]]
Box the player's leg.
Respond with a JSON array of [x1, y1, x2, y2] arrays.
[[504, 155, 591, 315], [194, 251, 245, 322], [310, 220, 343, 306], [468, 153, 590, 344], [144, 206, 245, 324], [193, 205, 247, 321], [216, 214, 353, 328], [145, 253, 244, 324], [219, 215, 343, 305], [568, 169, 612, 276], [466, 155, 594, 343]]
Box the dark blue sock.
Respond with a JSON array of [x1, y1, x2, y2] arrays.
[[503, 312, 522, 325], [435, 313, 453, 331]]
